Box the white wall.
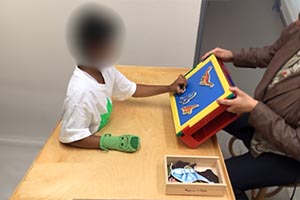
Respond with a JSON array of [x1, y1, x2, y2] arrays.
[[0, 1, 201, 199], [0, 0, 201, 142]]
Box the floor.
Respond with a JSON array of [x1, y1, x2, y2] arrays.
[[0, 0, 298, 200]]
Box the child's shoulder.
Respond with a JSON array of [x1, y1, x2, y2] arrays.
[[66, 69, 94, 96], [65, 82, 94, 110], [67, 79, 92, 99], [68, 71, 91, 90], [102, 65, 118, 74], [101, 66, 123, 81], [102, 66, 125, 79]]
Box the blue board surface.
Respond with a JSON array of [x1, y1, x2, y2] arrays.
[[174, 61, 224, 126]]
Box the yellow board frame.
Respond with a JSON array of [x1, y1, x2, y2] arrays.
[[170, 54, 233, 134]]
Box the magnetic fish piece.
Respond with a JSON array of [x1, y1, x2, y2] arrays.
[[181, 104, 199, 115], [171, 160, 192, 169], [199, 66, 214, 87], [179, 91, 197, 105], [197, 169, 219, 183], [171, 167, 213, 183]]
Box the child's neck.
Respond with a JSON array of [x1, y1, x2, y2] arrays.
[[79, 66, 105, 84]]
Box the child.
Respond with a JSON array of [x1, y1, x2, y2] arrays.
[[60, 4, 187, 153]]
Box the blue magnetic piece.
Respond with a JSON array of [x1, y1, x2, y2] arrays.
[[178, 91, 197, 105], [171, 168, 213, 183]]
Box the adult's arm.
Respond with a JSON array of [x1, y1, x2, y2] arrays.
[[233, 22, 297, 68], [249, 102, 300, 161], [217, 87, 300, 161]]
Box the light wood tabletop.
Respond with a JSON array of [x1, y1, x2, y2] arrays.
[[11, 66, 235, 200]]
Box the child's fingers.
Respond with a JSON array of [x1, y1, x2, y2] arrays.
[[177, 76, 187, 85], [178, 74, 186, 81], [177, 88, 184, 94], [181, 79, 187, 87], [177, 84, 186, 93], [183, 76, 188, 85], [174, 74, 187, 94]]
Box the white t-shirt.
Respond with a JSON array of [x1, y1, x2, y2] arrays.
[[59, 66, 137, 143]]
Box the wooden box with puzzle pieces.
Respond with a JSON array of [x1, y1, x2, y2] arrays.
[[169, 54, 238, 148]]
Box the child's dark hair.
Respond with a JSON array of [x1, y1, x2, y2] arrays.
[[66, 3, 124, 64]]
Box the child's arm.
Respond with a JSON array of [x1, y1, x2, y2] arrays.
[[67, 135, 101, 149], [65, 134, 140, 152], [133, 74, 187, 97]]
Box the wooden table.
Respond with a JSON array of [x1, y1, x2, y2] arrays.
[[11, 66, 235, 200]]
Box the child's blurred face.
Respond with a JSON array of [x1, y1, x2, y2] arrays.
[[86, 39, 121, 69], [66, 3, 124, 69]]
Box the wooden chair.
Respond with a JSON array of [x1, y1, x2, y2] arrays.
[[228, 137, 299, 200]]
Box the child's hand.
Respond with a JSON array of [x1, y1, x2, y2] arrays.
[[169, 74, 187, 94]]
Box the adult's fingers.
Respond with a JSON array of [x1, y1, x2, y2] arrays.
[[201, 48, 218, 60], [217, 98, 234, 106], [226, 107, 236, 113], [201, 52, 211, 60], [229, 87, 247, 98], [229, 86, 240, 93]]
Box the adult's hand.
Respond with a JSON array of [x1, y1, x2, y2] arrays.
[[201, 47, 234, 62], [217, 87, 258, 115]]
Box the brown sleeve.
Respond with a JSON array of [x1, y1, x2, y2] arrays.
[[232, 22, 297, 69], [248, 102, 300, 161]]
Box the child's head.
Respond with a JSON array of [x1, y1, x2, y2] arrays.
[[66, 3, 124, 68]]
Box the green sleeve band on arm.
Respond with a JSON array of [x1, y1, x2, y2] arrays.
[[99, 133, 140, 153], [99, 135, 109, 151]]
